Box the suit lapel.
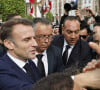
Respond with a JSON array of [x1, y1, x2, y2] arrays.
[[47, 45, 54, 75], [58, 35, 64, 52], [67, 41, 80, 67], [2, 54, 38, 83]]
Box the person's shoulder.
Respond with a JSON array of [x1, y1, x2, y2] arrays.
[[0, 56, 7, 68], [0, 54, 10, 67], [77, 39, 88, 45], [52, 35, 64, 41], [51, 35, 64, 48], [77, 39, 90, 49], [48, 44, 61, 52]]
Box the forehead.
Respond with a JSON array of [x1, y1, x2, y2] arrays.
[[64, 20, 80, 30], [35, 24, 52, 34], [80, 29, 88, 34], [12, 24, 34, 38]]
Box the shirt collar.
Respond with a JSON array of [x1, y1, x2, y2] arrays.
[[7, 52, 26, 69], [36, 50, 47, 56], [64, 38, 74, 48]]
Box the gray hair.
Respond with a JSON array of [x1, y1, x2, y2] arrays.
[[32, 18, 51, 31]]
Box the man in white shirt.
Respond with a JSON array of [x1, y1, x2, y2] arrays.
[[32, 18, 64, 77]]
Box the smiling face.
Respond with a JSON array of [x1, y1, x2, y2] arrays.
[[4, 24, 37, 61], [62, 20, 80, 45], [35, 24, 53, 53]]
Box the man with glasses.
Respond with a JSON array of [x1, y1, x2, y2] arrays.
[[52, 16, 92, 70], [32, 18, 64, 77]]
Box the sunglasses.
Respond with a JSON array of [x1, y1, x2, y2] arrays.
[[80, 35, 87, 39]]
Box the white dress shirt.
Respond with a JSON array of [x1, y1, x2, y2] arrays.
[[32, 50, 48, 76], [62, 39, 74, 62], [7, 52, 26, 72]]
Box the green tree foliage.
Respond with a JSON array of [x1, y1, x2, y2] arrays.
[[0, 0, 25, 21], [46, 11, 54, 22]]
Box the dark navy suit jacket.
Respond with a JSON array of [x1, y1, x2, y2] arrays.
[[52, 35, 92, 70], [0, 54, 41, 90], [0, 44, 6, 57], [46, 45, 65, 75]]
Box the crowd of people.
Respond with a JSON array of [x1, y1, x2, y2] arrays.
[[0, 3, 100, 90]]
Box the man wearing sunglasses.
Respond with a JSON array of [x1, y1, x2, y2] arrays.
[[80, 22, 92, 42]]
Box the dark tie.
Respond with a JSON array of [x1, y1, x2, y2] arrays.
[[62, 45, 70, 66], [23, 61, 35, 81], [36, 54, 45, 77]]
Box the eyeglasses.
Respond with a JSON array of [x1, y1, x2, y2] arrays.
[[80, 35, 87, 39], [35, 34, 53, 40]]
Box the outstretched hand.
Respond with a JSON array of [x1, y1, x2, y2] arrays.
[[83, 42, 100, 72]]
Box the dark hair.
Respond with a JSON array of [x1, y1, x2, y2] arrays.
[[80, 22, 91, 34], [6, 13, 21, 21], [0, 18, 32, 42], [94, 23, 100, 27], [32, 72, 73, 90], [95, 16, 100, 23], [63, 16, 80, 27]]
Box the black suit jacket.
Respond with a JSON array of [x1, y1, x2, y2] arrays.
[[52, 35, 92, 70], [46, 45, 65, 75]]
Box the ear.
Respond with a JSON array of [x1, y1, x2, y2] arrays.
[[4, 39, 15, 50]]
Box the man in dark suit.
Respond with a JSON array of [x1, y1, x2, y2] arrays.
[[32, 18, 64, 77], [52, 16, 92, 70], [0, 18, 41, 90]]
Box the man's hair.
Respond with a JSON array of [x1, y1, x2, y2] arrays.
[[32, 18, 51, 30], [94, 23, 100, 27], [63, 16, 80, 27], [32, 72, 74, 90], [80, 22, 91, 34], [95, 16, 100, 23], [0, 18, 32, 42], [6, 13, 20, 21]]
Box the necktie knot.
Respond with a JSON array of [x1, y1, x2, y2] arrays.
[[36, 54, 43, 61], [66, 45, 70, 50]]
